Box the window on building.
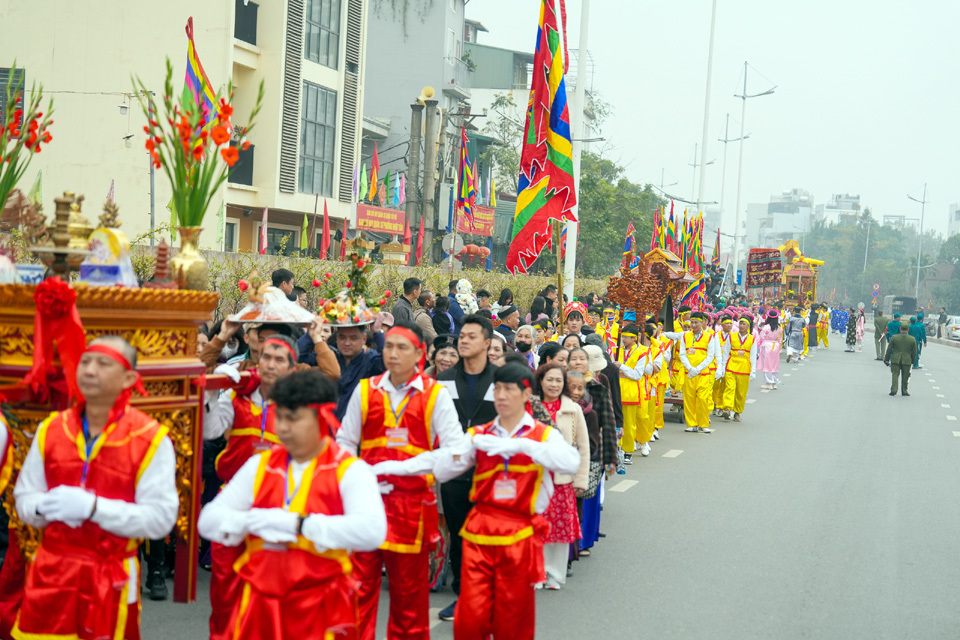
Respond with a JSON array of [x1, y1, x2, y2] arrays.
[[305, 0, 340, 69], [445, 28, 457, 59], [224, 221, 238, 252], [299, 82, 337, 196], [0, 68, 25, 124], [258, 224, 299, 255]]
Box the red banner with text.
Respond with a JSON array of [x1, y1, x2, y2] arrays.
[[456, 205, 495, 237]]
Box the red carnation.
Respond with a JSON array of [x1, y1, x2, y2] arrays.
[[238, 280, 248, 291], [312, 279, 321, 288], [346, 281, 352, 288], [384, 290, 392, 298]]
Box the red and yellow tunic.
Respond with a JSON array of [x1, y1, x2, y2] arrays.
[[461, 420, 552, 582], [216, 391, 281, 483], [726, 332, 755, 376], [358, 373, 443, 554], [13, 406, 167, 640], [228, 442, 359, 640], [0, 415, 13, 494]]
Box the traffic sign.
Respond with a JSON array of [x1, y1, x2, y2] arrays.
[[736, 269, 742, 286], [872, 290, 880, 298], [873, 283, 880, 291]]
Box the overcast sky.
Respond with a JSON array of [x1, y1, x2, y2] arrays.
[[467, 0, 959, 236]]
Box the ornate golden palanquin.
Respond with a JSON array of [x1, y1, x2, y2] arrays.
[[0, 284, 217, 603]]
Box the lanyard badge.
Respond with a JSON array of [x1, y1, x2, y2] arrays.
[[80, 415, 101, 488]]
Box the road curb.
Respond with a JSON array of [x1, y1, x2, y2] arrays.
[[865, 326, 960, 349]]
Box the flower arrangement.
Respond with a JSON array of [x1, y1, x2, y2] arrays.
[[133, 59, 263, 228], [312, 249, 390, 325], [0, 63, 53, 211]]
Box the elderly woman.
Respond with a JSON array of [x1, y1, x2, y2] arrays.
[[515, 324, 536, 368], [535, 363, 589, 589], [425, 334, 459, 377]]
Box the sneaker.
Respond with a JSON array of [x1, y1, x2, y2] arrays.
[[889, 391, 896, 396], [722, 410, 731, 420], [639, 443, 651, 457], [147, 572, 168, 601], [545, 576, 561, 590], [684, 426, 698, 433], [652, 429, 660, 441], [733, 414, 742, 423], [697, 427, 713, 434], [438, 601, 456, 621], [623, 454, 633, 465]]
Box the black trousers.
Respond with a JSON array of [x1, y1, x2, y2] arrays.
[[440, 480, 473, 595]]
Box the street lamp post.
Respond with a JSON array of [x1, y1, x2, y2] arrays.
[[696, 0, 719, 216], [731, 61, 775, 283], [907, 183, 928, 301]]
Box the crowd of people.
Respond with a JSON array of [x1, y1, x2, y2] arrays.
[[0, 264, 918, 640]]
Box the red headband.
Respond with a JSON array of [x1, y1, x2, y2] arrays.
[[262, 337, 297, 364], [308, 402, 341, 438], [386, 326, 426, 371], [85, 344, 148, 397]]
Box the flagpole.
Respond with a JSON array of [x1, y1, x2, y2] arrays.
[[696, 0, 718, 216], [555, 222, 565, 330], [563, 0, 590, 299], [308, 193, 319, 254]]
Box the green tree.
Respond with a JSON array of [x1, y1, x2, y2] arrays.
[[479, 93, 522, 194]]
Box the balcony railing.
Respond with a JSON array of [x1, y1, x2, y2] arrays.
[[234, 0, 258, 46], [443, 57, 471, 97]]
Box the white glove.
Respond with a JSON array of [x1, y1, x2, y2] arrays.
[[371, 460, 408, 477], [213, 363, 241, 384], [715, 369, 724, 380], [472, 434, 522, 458], [300, 514, 330, 552], [217, 515, 249, 546], [245, 508, 298, 544], [39, 486, 95, 527], [377, 481, 395, 495], [750, 372, 756, 380]]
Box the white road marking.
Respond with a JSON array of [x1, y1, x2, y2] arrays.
[[953, 432, 960, 437], [933, 387, 941, 390], [430, 609, 442, 629], [938, 394, 946, 398], [783, 374, 792, 377], [746, 399, 757, 404], [943, 404, 951, 408], [948, 416, 958, 422], [610, 480, 639, 492], [662, 449, 684, 458], [760, 389, 770, 393], [930, 380, 937, 383]]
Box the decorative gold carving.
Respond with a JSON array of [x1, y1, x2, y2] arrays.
[[152, 409, 196, 542], [142, 380, 184, 398], [0, 327, 194, 364], [0, 327, 34, 362], [0, 284, 219, 314], [4, 413, 44, 560]]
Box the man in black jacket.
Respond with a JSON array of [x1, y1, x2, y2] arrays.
[[584, 333, 624, 431], [435, 314, 497, 622]]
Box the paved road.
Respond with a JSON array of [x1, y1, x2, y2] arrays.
[[142, 338, 960, 639]]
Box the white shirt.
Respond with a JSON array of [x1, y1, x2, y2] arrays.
[[15, 414, 179, 604], [431, 413, 580, 514], [337, 372, 465, 470], [204, 387, 265, 441], [678, 330, 717, 376], [618, 343, 663, 380], [197, 452, 387, 553]]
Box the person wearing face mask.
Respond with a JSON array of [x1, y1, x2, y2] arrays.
[[515, 325, 536, 368]]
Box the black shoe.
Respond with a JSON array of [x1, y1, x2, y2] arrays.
[[438, 601, 456, 621], [902, 392, 910, 396], [598, 532, 607, 538], [566, 562, 573, 578], [147, 571, 168, 601], [889, 391, 896, 396]]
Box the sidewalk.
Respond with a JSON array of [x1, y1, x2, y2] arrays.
[[864, 326, 960, 349]]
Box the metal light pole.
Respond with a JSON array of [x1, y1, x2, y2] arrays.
[[907, 183, 928, 301], [563, 0, 590, 298], [717, 113, 747, 262], [731, 61, 775, 279], [696, 0, 719, 215], [863, 217, 870, 271]]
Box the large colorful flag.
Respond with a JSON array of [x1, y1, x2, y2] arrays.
[[505, 0, 577, 274], [415, 214, 425, 265], [457, 127, 476, 229], [650, 206, 661, 251], [320, 199, 330, 259], [666, 203, 677, 255], [183, 18, 220, 129], [259, 207, 269, 255], [368, 144, 380, 201]]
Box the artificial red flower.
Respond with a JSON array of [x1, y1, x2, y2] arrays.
[[220, 146, 239, 166], [346, 281, 353, 288], [238, 280, 249, 291], [211, 126, 230, 146], [357, 259, 365, 268], [192, 145, 204, 162], [324, 272, 332, 279], [34, 276, 76, 320], [217, 99, 234, 120], [378, 299, 386, 306], [384, 290, 392, 298], [312, 279, 321, 288]]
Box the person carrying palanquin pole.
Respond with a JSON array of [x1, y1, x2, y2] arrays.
[[198, 369, 387, 639], [12, 335, 179, 640]]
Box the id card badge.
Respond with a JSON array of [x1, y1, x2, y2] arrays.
[[737, 350, 744, 356], [386, 427, 409, 448], [254, 439, 273, 453], [493, 478, 517, 501]]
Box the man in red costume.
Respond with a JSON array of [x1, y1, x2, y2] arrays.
[[429, 363, 580, 640], [198, 369, 386, 639], [337, 322, 464, 640], [12, 335, 178, 640], [202, 333, 299, 640]]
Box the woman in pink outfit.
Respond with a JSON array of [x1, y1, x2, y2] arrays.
[[855, 308, 866, 351], [755, 310, 783, 389]]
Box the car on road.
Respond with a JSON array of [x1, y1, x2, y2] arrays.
[[945, 316, 960, 341]]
